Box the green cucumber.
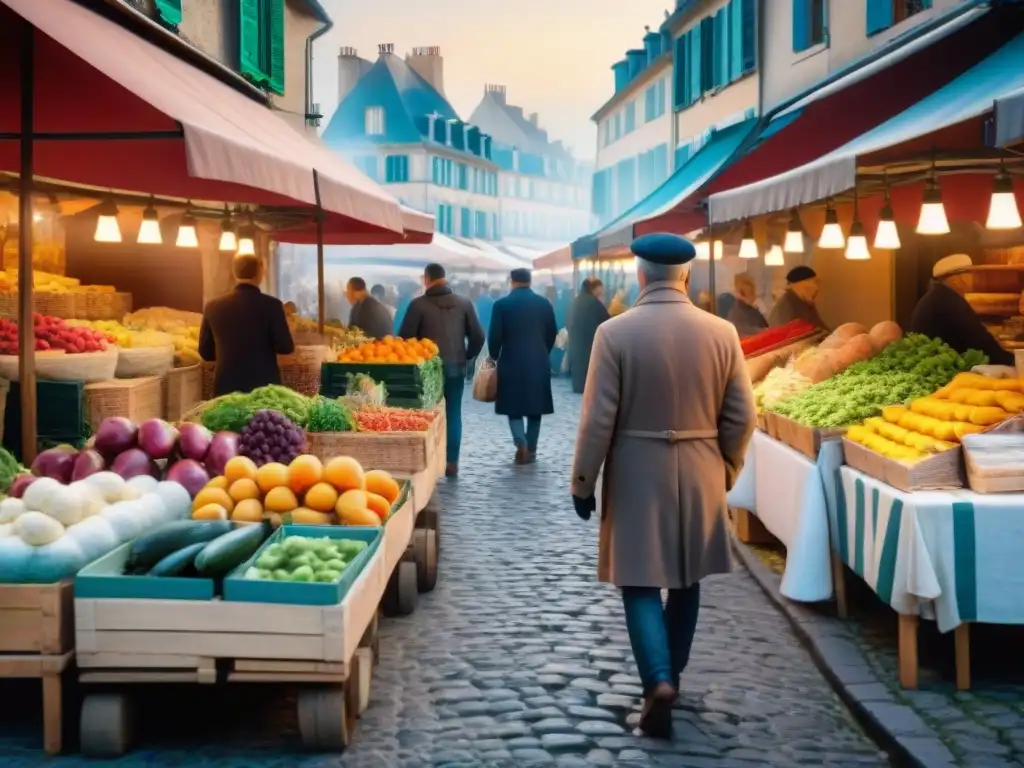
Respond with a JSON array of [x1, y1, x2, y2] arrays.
[[194, 523, 270, 577], [146, 542, 208, 577], [129, 520, 232, 571]]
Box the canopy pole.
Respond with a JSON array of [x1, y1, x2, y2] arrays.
[[708, 231, 717, 316], [312, 170, 325, 334], [18, 19, 37, 463]]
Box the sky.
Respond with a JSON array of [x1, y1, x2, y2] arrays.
[[310, 0, 674, 161]]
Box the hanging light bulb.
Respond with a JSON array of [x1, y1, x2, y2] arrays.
[[695, 241, 710, 260], [218, 208, 237, 252], [874, 178, 901, 250], [986, 161, 1021, 230], [765, 242, 785, 266], [738, 222, 759, 259], [712, 240, 723, 261], [784, 209, 805, 253], [818, 202, 845, 249], [916, 161, 950, 235], [93, 197, 122, 243], [237, 216, 256, 256], [176, 205, 199, 248], [844, 187, 871, 260], [137, 200, 162, 245]]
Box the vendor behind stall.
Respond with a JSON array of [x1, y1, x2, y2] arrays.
[[727, 274, 768, 338], [768, 266, 828, 331], [909, 254, 1012, 366], [199, 253, 295, 396]]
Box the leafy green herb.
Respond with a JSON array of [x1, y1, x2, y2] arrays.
[[306, 397, 357, 433]]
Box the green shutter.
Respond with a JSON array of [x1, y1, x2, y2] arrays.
[[689, 28, 702, 102], [154, 0, 182, 26], [239, 0, 264, 85], [267, 0, 286, 96], [701, 17, 715, 92], [673, 34, 688, 109], [729, 0, 743, 81]]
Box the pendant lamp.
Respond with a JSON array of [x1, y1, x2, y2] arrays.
[[874, 177, 901, 249], [765, 242, 785, 266], [237, 216, 257, 256], [738, 223, 759, 259], [818, 201, 844, 249], [94, 197, 122, 243], [986, 161, 1021, 230], [845, 187, 870, 260], [176, 205, 199, 248], [218, 208, 238, 252], [784, 209, 805, 253], [137, 200, 162, 245], [916, 160, 950, 235]]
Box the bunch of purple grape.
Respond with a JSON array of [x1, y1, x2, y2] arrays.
[[239, 409, 305, 467]]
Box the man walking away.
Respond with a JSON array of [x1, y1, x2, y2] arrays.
[[399, 263, 484, 478], [570, 233, 756, 739], [489, 268, 557, 464], [567, 277, 610, 394], [371, 283, 397, 325], [346, 277, 394, 340]]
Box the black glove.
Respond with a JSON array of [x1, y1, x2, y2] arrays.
[[573, 494, 596, 521]]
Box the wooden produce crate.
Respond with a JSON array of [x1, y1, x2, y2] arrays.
[[83, 376, 163, 432], [774, 413, 845, 460], [762, 410, 781, 440], [0, 581, 75, 754], [842, 438, 964, 492], [162, 365, 203, 422]]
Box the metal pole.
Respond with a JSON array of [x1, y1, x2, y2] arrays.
[[312, 170, 325, 334], [709, 236, 717, 316], [18, 20, 37, 463]]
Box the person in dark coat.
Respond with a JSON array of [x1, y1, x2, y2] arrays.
[[567, 278, 611, 394], [910, 254, 1012, 365], [489, 268, 558, 464], [346, 277, 393, 340], [399, 263, 485, 478], [768, 266, 828, 330], [474, 284, 495, 336], [199, 253, 294, 396], [727, 273, 769, 338]]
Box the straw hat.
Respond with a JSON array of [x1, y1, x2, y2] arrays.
[[933, 253, 973, 278]]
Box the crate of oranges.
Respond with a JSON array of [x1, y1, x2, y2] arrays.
[[320, 337, 444, 407]]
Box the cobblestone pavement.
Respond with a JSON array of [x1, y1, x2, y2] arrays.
[[750, 541, 1024, 768], [2, 380, 889, 767]]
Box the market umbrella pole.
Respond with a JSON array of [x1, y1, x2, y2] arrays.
[[313, 170, 326, 335], [18, 19, 37, 463]]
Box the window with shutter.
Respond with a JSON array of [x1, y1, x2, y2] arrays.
[[793, 0, 827, 52], [154, 0, 182, 26], [866, 0, 894, 36], [461, 208, 471, 238], [624, 102, 636, 133], [740, 0, 756, 73], [673, 34, 689, 109], [364, 107, 385, 135], [688, 27, 702, 103], [238, 0, 285, 95], [729, 0, 743, 81], [700, 17, 715, 93], [714, 9, 728, 88]]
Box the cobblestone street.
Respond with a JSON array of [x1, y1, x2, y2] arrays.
[[1, 381, 890, 767]]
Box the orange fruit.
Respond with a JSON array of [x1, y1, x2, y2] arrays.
[[256, 462, 290, 494], [231, 498, 264, 523], [324, 456, 365, 492], [366, 492, 391, 521], [192, 503, 229, 521], [335, 490, 378, 525], [264, 486, 299, 513], [205, 475, 230, 491], [304, 482, 339, 513], [228, 478, 261, 503], [193, 487, 234, 514], [364, 469, 400, 504], [288, 455, 323, 494], [224, 456, 258, 484]]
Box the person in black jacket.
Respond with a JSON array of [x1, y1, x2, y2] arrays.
[[199, 254, 294, 396], [910, 254, 1012, 366], [346, 277, 394, 340], [567, 278, 610, 394], [399, 263, 485, 478]]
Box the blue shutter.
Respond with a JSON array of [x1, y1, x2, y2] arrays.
[[729, 0, 743, 81], [689, 28, 702, 102], [658, 78, 666, 117], [713, 9, 726, 87], [625, 102, 636, 133], [866, 0, 893, 36], [921, 0, 932, 7], [154, 0, 182, 25], [741, 0, 756, 73], [701, 17, 715, 92], [793, 0, 811, 52], [461, 208, 471, 238], [492, 213, 499, 241], [673, 34, 688, 109]]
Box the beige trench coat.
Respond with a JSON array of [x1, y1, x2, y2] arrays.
[[570, 283, 756, 589]]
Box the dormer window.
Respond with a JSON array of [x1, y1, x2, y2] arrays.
[[365, 107, 385, 135]]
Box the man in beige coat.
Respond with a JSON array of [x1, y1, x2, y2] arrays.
[[570, 233, 756, 738]]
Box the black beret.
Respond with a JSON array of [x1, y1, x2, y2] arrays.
[[630, 233, 697, 265], [786, 266, 817, 284], [510, 268, 532, 284]]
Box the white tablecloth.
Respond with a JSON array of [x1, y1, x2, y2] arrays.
[[728, 431, 843, 602], [836, 467, 1024, 632]]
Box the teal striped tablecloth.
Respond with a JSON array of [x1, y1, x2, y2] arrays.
[[835, 466, 1024, 632]]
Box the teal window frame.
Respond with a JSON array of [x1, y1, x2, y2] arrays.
[[460, 208, 472, 238], [624, 102, 636, 134], [239, 0, 285, 96], [867, 0, 932, 37], [793, 0, 827, 52], [457, 163, 469, 190], [384, 155, 408, 183], [475, 211, 488, 238]]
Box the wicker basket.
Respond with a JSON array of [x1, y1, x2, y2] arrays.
[[0, 348, 118, 383], [162, 364, 203, 422], [0, 292, 16, 320], [112, 292, 132, 318], [34, 292, 77, 319], [305, 409, 443, 473], [278, 345, 330, 397], [80, 292, 117, 320], [115, 342, 175, 379], [83, 376, 163, 431], [201, 361, 216, 400]]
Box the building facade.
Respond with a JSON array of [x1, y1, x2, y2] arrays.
[[117, 0, 330, 134], [321, 45, 593, 250]]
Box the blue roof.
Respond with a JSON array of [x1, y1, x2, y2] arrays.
[[322, 54, 459, 147], [575, 119, 756, 259]]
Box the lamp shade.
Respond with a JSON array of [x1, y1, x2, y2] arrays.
[[784, 209, 805, 253], [818, 208, 844, 249], [874, 203, 901, 250], [916, 180, 950, 235], [764, 244, 785, 266], [94, 199, 121, 243], [738, 223, 758, 259], [137, 205, 162, 245], [176, 213, 199, 248], [844, 221, 870, 260], [986, 171, 1022, 230]]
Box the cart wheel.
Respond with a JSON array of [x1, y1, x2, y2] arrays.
[[418, 529, 438, 593], [382, 561, 419, 616], [297, 671, 358, 751], [80, 692, 134, 758], [412, 528, 427, 580], [354, 647, 374, 716]]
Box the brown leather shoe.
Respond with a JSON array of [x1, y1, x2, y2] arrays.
[[638, 682, 676, 739], [514, 445, 529, 464], [445, 463, 458, 478]]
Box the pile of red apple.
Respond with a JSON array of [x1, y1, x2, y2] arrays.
[[0, 315, 112, 355]]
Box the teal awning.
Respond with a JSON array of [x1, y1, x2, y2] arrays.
[[586, 118, 756, 257]]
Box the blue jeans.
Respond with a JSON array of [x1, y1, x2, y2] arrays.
[[443, 375, 465, 464], [621, 583, 701, 694], [508, 416, 542, 452]]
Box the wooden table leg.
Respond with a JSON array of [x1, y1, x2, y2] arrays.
[[831, 551, 849, 619], [898, 614, 919, 690], [954, 624, 971, 691], [733, 508, 774, 544], [41, 672, 62, 755]]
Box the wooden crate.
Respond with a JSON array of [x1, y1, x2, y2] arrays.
[[83, 376, 163, 431], [162, 365, 203, 422], [842, 438, 964, 492], [774, 413, 845, 459], [382, 498, 416, 575], [305, 407, 445, 475]]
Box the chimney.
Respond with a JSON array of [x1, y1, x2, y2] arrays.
[[377, 43, 395, 56], [528, 113, 539, 127], [337, 46, 362, 104], [485, 84, 507, 105], [406, 46, 444, 95]]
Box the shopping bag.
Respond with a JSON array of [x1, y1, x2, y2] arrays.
[[472, 357, 498, 403], [555, 328, 569, 350]]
